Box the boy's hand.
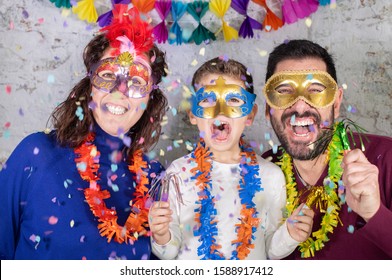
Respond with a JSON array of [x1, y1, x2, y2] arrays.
[[149, 201, 173, 245], [287, 203, 314, 242]]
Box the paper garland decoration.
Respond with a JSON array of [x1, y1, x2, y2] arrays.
[[49, 0, 333, 45]]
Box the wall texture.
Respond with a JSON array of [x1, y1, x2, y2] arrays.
[[1, 0, 391, 167]]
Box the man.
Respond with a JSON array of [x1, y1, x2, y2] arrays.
[[262, 39, 392, 259]]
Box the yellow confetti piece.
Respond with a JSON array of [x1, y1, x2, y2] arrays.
[[179, 100, 191, 111], [191, 59, 198, 67], [305, 18, 312, 28], [61, 9, 71, 18], [70, 219, 75, 228], [199, 47, 205, 56], [342, 83, 348, 90], [159, 149, 165, 156], [90, 147, 97, 157], [258, 49, 268, 57], [330, 3, 337, 9], [161, 134, 169, 140]]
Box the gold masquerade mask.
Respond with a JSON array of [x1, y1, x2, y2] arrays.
[[263, 70, 338, 109]]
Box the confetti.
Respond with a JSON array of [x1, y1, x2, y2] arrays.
[[33, 147, 39, 155], [191, 59, 198, 66], [264, 132, 271, 141], [347, 225, 355, 234], [48, 216, 58, 225], [70, 220, 75, 228], [5, 85, 11, 94], [199, 47, 205, 56], [47, 74, 55, 84], [305, 18, 312, 27], [342, 83, 348, 90]]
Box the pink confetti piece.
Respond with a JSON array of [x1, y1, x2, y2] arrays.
[[5, 85, 11, 94], [48, 216, 58, 225], [4, 122, 11, 128], [9, 21, 14, 30], [37, 18, 44, 24], [138, 137, 145, 144]]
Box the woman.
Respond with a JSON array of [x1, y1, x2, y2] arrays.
[[0, 5, 168, 260]]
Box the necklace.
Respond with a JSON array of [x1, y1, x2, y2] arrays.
[[190, 138, 261, 260], [278, 123, 345, 258], [74, 133, 150, 244], [292, 163, 312, 189]]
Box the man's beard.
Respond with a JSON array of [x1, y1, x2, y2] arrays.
[[270, 109, 335, 160]]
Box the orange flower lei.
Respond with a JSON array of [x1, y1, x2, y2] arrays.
[[74, 133, 150, 244], [190, 138, 261, 260]]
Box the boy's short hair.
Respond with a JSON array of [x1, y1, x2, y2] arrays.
[[192, 57, 254, 93]]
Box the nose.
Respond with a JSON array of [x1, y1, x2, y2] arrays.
[[117, 80, 128, 94], [290, 98, 313, 113]]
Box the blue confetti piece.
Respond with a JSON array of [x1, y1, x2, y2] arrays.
[[306, 74, 313, 80], [272, 144, 278, 154], [47, 74, 55, 84], [111, 164, 118, 172], [140, 102, 147, 110], [259, 144, 264, 153], [347, 225, 354, 234], [264, 132, 271, 141], [111, 184, 119, 192]]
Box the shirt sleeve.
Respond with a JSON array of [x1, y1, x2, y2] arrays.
[[150, 163, 183, 260], [263, 163, 299, 259]]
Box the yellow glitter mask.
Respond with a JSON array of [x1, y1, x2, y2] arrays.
[[263, 70, 338, 109]]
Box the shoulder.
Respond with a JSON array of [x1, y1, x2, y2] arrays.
[[354, 133, 392, 163], [8, 131, 58, 160], [165, 152, 193, 173], [255, 154, 285, 185]]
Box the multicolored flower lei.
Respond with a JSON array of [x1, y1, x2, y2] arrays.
[[74, 133, 150, 244], [278, 122, 346, 258], [190, 138, 261, 260]]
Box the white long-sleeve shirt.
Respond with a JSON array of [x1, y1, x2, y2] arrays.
[[151, 153, 299, 260]]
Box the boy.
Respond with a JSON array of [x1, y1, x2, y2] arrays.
[[149, 57, 313, 260]]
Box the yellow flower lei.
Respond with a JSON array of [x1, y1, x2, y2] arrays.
[[278, 124, 345, 258]]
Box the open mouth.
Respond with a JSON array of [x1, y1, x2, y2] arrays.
[[211, 120, 231, 141], [105, 104, 128, 115], [289, 117, 316, 137]]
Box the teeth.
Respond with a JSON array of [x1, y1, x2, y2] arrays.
[[290, 118, 314, 126], [106, 104, 126, 115]]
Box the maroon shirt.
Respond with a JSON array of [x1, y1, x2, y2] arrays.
[[262, 133, 392, 259]]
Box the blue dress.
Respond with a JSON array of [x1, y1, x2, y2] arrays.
[[0, 125, 164, 259]]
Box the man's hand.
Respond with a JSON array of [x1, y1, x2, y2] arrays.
[[342, 149, 381, 222]]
